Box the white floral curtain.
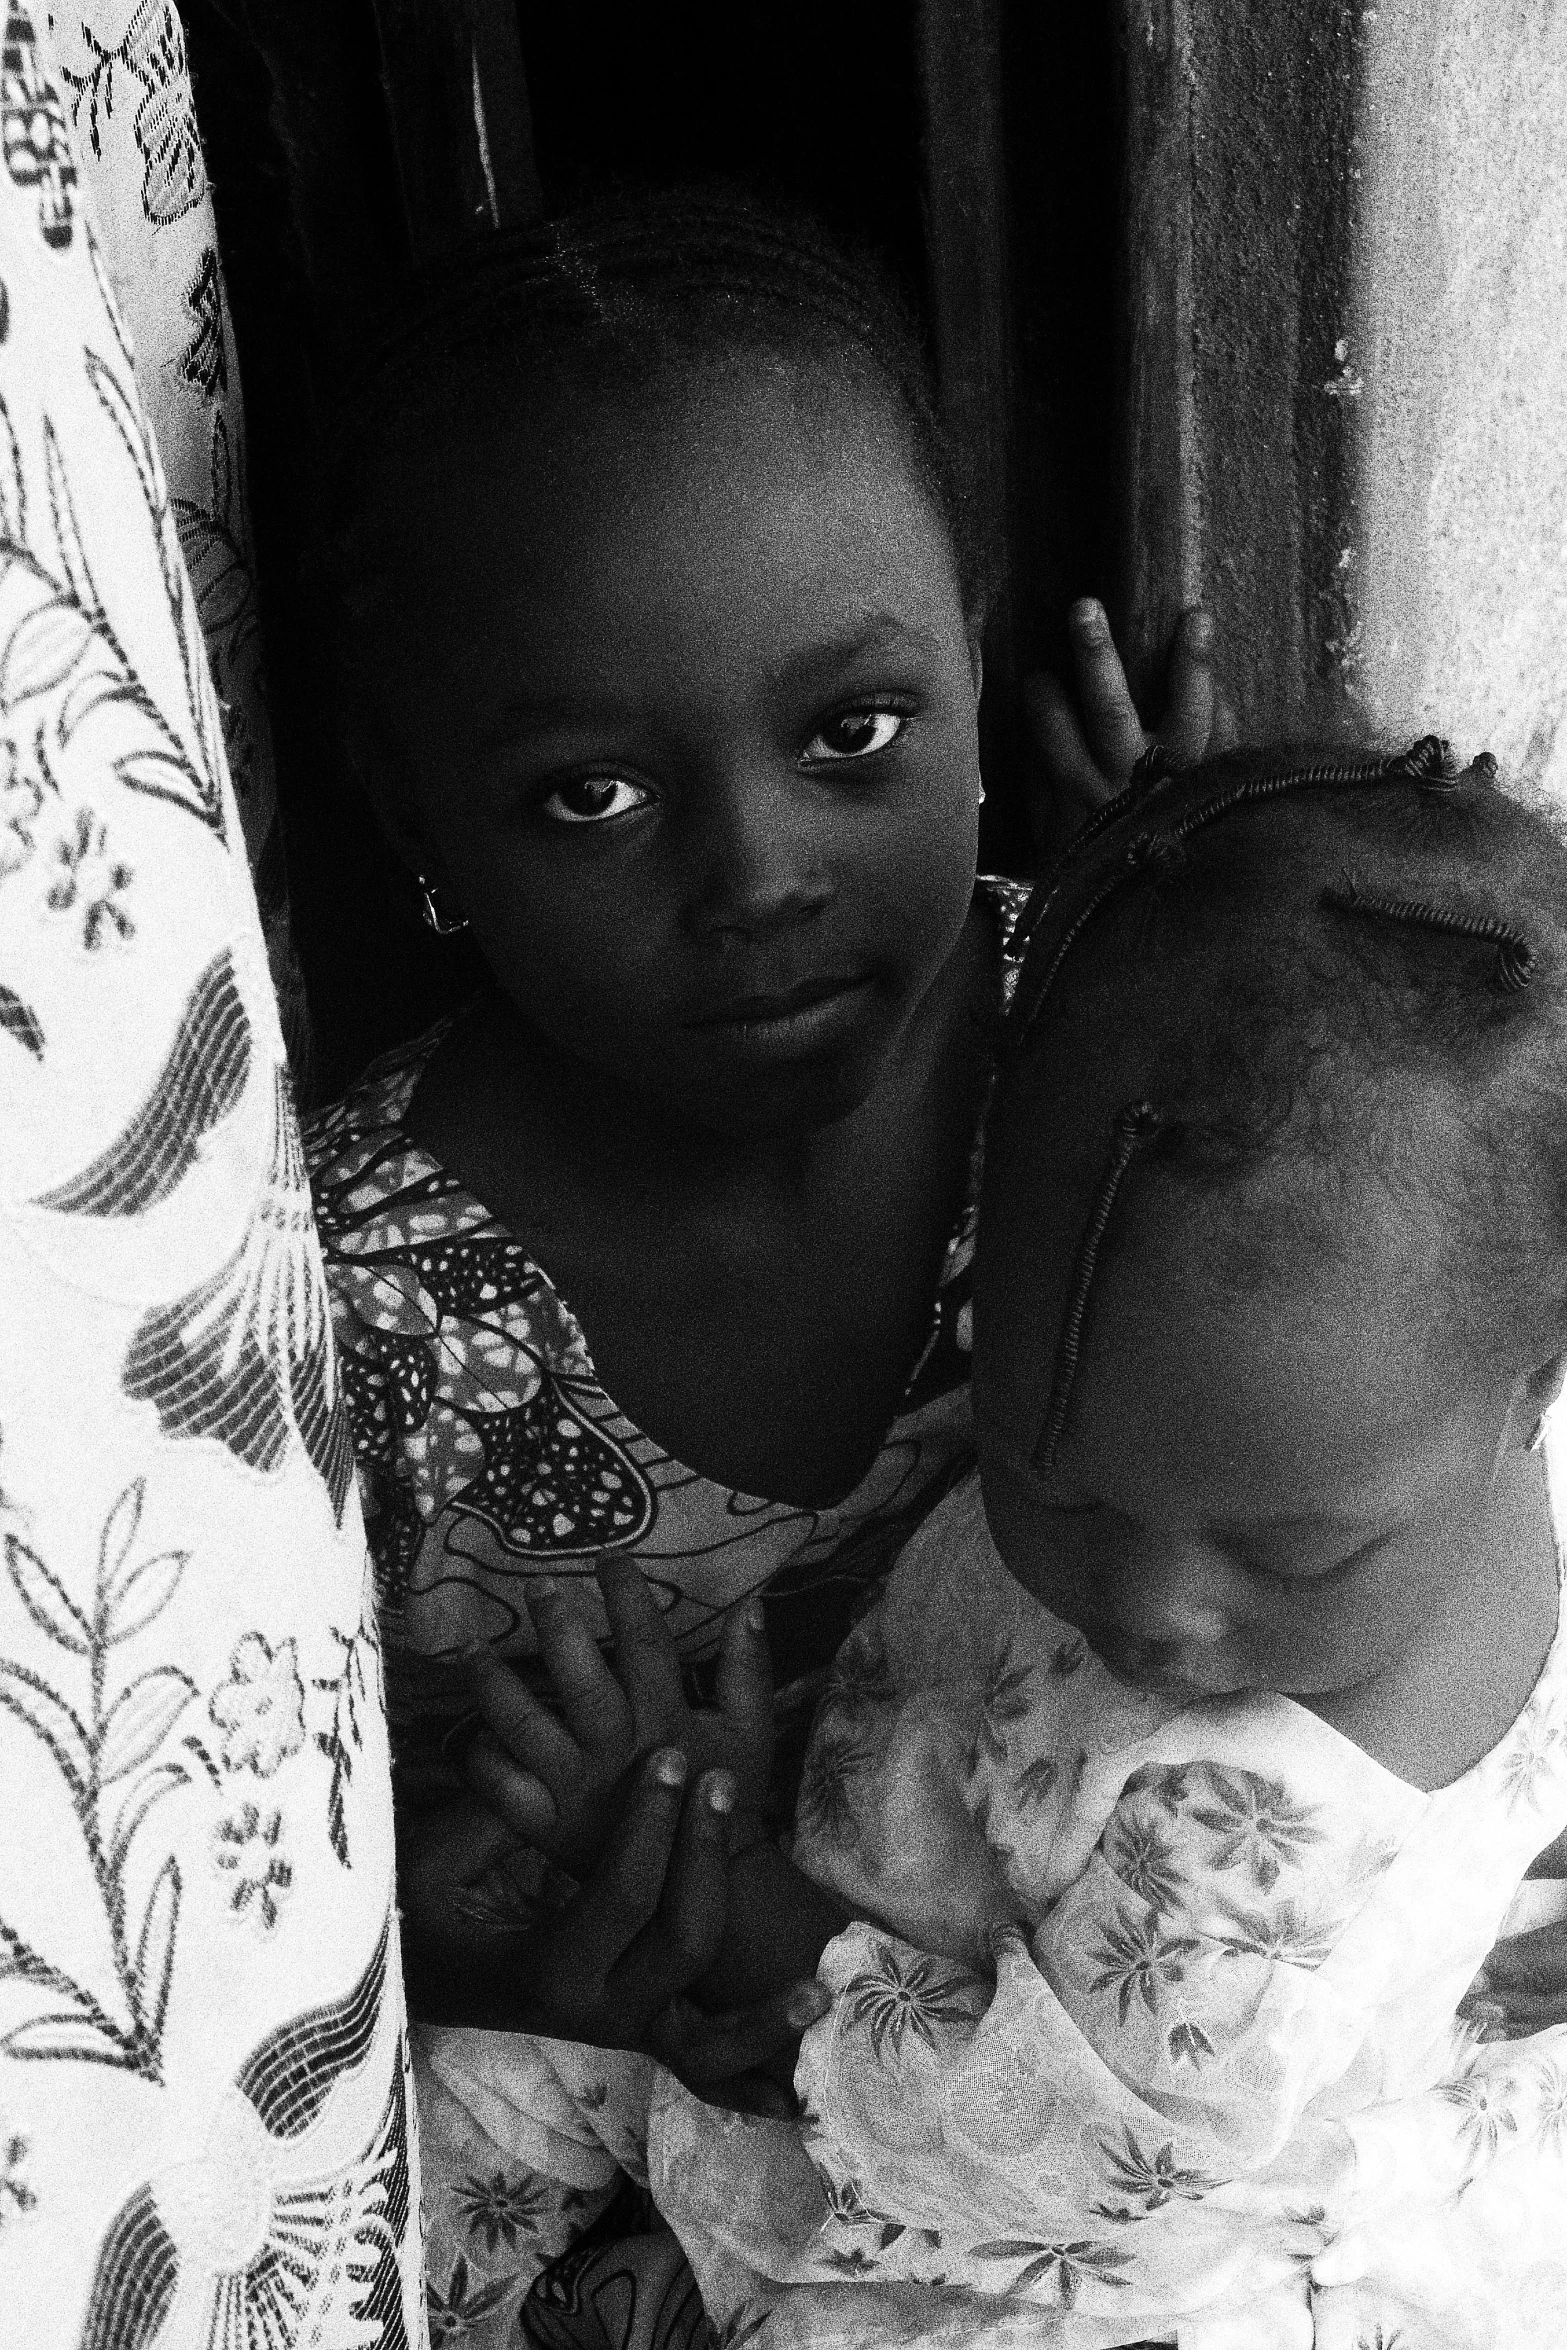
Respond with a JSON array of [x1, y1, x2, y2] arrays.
[[0, 6, 422, 2342], [44, 0, 311, 1070]]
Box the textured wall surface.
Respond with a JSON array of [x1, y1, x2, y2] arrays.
[[1116, 0, 1567, 788], [1116, 0, 1366, 730], [1356, 2, 1567, 793]]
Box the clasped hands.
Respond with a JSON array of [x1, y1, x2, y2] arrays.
[[458, 1557, 846, 2113], [440, 607, 1234, 2111]]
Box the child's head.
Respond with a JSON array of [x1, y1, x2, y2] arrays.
[[973, 741, 1567, 1703], [324, 190, 986, 1137]]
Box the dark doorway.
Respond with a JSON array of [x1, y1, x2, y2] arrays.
[[185, 0, 1119, 1095]]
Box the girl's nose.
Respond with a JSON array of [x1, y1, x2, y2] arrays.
[[681, 770, 834, 944]]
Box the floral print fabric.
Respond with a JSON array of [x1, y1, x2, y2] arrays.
[[305, 876, 1032, 1806], [305, 879, 1030, 2347], [0, 14, 420, 2344], [46, 0, 309, 1073], [639, 1460, 1567, 2349]]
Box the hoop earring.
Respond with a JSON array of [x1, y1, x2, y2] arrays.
[[417, 874, 469, 936]]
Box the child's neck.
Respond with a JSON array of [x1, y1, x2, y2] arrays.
[[399, 908, 998, 1510], [1297, 1448, 1559, 1792]]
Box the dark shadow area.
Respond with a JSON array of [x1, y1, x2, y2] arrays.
[[518, 2, 928, 305], [1003, 6, 1120, 678]]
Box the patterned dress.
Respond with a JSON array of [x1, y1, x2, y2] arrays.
[[304, 879, 1032, 2345]]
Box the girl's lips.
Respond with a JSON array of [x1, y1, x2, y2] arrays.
[[688, 974, 869, 1027], [686, 975, 878, 1058]]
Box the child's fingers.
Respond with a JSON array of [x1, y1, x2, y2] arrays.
[[1472, 1920, 1567, 1991], [465, 1646, 584, 1795], [1308, 2283, 1410, 2350], [597, 1554, 685, 1739], [1066, 598, 1147, 782], [651, 1977, 832, 2094], [1155, 605, 1216, 767], [1020, 669, 1113, 805], [569, 1746, 690, 1962], [1464, 1984, 1567, 2034], [715, 1595, 773, 1761], [611, 1768, 734, 2015], [463, 1728, 561, 1848], [530, 1577, 632, 1761]]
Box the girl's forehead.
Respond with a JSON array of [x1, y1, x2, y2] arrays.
[[379, 368, 969, 683], [414, 356, 935, 546]]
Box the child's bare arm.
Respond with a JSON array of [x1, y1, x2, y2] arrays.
[[1021, 599, 1233, 860]]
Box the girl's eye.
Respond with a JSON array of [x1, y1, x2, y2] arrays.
[[538, 775, 651, 826], [802, 708, 908, 763]]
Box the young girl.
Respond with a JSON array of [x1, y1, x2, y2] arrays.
[[475, 736, 1567, 2347], [301, 188, 1217, 2333]]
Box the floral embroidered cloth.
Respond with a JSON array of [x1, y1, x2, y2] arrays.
[[46, 0, 309, 1073], [0, 12, 420, 2344], [305, 874, 1032, 1815], [636, 1455, 1567, 2349], [305, 878, 1030, 2345]]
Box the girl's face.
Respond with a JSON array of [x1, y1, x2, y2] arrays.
[[363, 361, 983, 1137], [975, 1187, 1525, 1708]]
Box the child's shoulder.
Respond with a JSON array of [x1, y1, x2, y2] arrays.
[[301, 1016, 498, 1268]]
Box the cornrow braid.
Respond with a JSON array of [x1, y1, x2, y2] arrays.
[[1321, 884, 1536, 994], [1036, 1102, 1164, 1469], [978, 735, 1567, 1476], [352, 196, 921, 392], [1008, 736, 1475, 1053], [320, 183, 985, 621]]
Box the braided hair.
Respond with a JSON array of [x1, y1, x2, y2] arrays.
[[976, 740, 1567, 1472], [317, 183, 984, 623]]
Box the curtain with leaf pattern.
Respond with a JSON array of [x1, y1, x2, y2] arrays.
[[0, 7, 421, 2342]]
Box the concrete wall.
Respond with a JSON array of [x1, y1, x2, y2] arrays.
[[1357, 3, 1567, 794], [1115, 0, 1567, 791]]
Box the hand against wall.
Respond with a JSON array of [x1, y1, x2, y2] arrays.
[[1022, 599, 1235, 859]]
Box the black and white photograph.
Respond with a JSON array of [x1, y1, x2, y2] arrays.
[[2, 7, 1566, 2347]]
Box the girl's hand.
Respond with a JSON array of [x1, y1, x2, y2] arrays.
[[398, 1755, 829, 2110], [463, 1556, 773, 1879], [694, 1834, 853, 2018], [1021, 600, 1234, 859], [514, 1748, 829, 2108]]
